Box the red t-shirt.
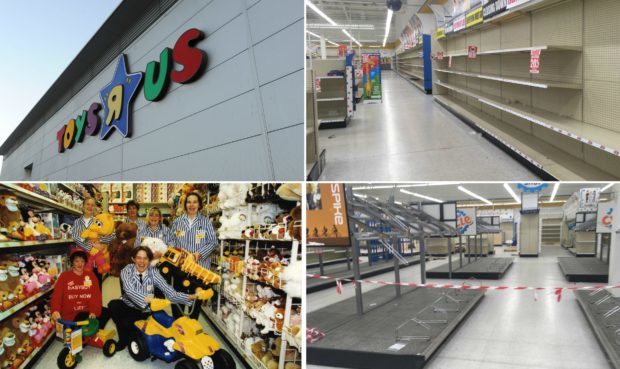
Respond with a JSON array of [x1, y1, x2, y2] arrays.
[[50, 270, 102, 321]]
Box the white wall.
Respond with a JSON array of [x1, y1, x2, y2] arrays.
[[0, 0, 303, 181]]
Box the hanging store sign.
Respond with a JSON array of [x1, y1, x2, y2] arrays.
[[437, 51, 445, 60], [596, 202, 614, 234], [453, 14, 467, 32], [307, 183, 351, 246], [56, 28, 207, 153], [483, 0, 508, 20], [466, 6, 484, 28], [578, 188, 600, 212], [314, 78, 322, 93], [445, 22, 454, 35], [529, 49, 541, 74], [436, 27, 445, 40], [516, 183, 548, 193], [457, 208, 477, 235], [507, 0, 532, 9]]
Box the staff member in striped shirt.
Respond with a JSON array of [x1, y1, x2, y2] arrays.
[[170, 192, 217, 318], [137, 207, 174, 252], [108, 246, 200, 351], [125, 200, 147, 231], [71, 197, 115, 288]]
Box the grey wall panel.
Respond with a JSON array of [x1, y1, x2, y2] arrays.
[[66, 146, 123, 180], [130, 50, 255, 139], [246, 0, 261, 9], [248, 0, 303, 44], [268, 125, 304, 181], [260, 70, 304, 132], [252, 19, 303, 86], [45, 168, 69, 181], [66, 134, 124, 167], [123, 90, 262, 170], [121, 135, 271, 180]]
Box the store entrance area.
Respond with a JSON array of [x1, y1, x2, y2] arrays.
[[316, 71, 539, 181]]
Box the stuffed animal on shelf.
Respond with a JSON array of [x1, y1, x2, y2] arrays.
[[0, 190, 25, 241], [219, 209, 249, 239], [218, 184, 251, 210], [108, 222, 137, 277], [22, 210, 51, 241], [287, 206, 302, 241], [80, 213, 115, 274], [281, 260, 302, 298], [140, 237, 168, 266]]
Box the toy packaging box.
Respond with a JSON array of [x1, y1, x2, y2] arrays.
[[39, 213, 60, 240]]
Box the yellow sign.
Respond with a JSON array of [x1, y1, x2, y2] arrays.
[[466, 6, 483, 28], [436, 27, 445, 40]]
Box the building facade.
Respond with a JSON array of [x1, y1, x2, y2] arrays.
[[0, 0, 303, 180]]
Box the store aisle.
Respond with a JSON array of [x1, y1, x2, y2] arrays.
[[318, 71, 539, 181], [308, 247, 612, 369], [36, 276, 246, 369]]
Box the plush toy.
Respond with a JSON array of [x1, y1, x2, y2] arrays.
[[80, 213, 115, 274], [281, 260, 302, 298], [108, 222, 137, 277], [251, 339, 268, 359], [23, 210, 51, 241], [252, 204, 281, 226], [243, 337, 261, 355], [284, 363, 301, 369], [219, 209, 249, 239], [168, 184, 196, 217], [141, 237, 168, 266], [257, 302, 277, 334], [218, 184, 251, 210], [0, 190, 25, 241], [287, 206, 302, 241], [59, 223, 72, 239]]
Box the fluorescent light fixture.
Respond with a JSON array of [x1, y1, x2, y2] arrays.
[[307, 23, 375, 30], [394, 201, 403, 205], [400, 189, 443, 203], [600, 183, 614, 192], [353, 193, 367, 199], [458, 186, 492, 205], [306, 30, 321, 39], [457, 202, 519, 207], [342, 29, 362, 47], [306, 0, 338, 26], [351, 185, 395, 190], [382, 9, 393, 47], [397, 182, 460, 188], [503, 183, 521, 203], [327, 40, 339, 46], [548, 182, 560, 202]]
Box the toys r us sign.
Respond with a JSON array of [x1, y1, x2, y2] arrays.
[[56, 28, 208, 153]]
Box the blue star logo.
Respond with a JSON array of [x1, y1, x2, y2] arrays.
[[99, 54, 143, 139]]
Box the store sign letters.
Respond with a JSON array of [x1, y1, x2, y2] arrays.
[[56, 28, 208, 153], [507, 0, 532, 9], [483, 0, 508, 20]]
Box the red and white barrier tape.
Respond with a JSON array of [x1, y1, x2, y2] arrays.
[[307, 327, 326, 343], [307, 273, 620, 297]]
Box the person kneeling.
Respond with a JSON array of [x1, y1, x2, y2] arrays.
[[50, 249, 110, 327], [108, 246, 200, 351]]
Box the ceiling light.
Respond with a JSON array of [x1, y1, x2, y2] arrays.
[[351, 185, 395, 190], [306, 0, 338, 26], [394, 201, 403, 205], [327, 40, 339, 46], [548, 182, 560, 202], [382, 9, 393, 47], [342, 29, 362, 47], [353, 193, 367, 199], [306, 30, 340, 46], [503, 183, 521, 203], [306, 30, 321, 39], [458, 186, 492, 205], [397, 182, 460, 188], [600, 183, 614, 192], [400, 189, 443, 203], [457, 202, 519, 207], [307, 23, 375, 30]]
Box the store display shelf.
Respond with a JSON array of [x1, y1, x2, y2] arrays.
[[0, 238, 73, 250], [306, 126, 314, 136], [398, 63, 424, 68], [435, 81, 620, 158], [221, 237, 293, 244], [1, 184, 81, 215], [433, 95, 615, 180], [18, 330, 55, 369], [0, 287, 54, 323], [445, 45, 581, 58], [203, 307, 262, 369], [399, 69, 424, 80], [317, 97, 345, 102], [485, 0, 571, 24], [398, 54, 423, 60], [434, 69, 582, 89], [57, 183, 85, 199], [319, 116, 347, 124]]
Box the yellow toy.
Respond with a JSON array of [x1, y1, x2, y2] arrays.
[[80, 213, 115, 274]]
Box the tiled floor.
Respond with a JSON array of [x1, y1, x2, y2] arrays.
[[318, 71, 539, 181], [308, 246, 613, 369]]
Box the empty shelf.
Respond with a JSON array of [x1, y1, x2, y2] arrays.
[[434, 69, 581, 89], [316, 76, 344, 79], [435, 81, 620, 157], [445, 45, 581, 58], [317, 97, 346, 102], [400, 69, 424, 79]]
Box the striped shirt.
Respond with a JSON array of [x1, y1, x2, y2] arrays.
[[125, 218, 147, 232], [170, 214, 217, 268], [136, 224, 174, 246], [71, 216, 116, 252], [120, 264, 191, 310]]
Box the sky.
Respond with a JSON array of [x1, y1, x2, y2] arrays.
[[0, 0, 122, 163]]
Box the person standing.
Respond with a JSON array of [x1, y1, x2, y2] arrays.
[[71, 197, 114, 287], [169, 192, 217, 318], [125, 200, 147, 232]]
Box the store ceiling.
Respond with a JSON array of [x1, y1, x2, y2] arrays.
[[351, 183, 614, 205], [306, 0, 427, 46]]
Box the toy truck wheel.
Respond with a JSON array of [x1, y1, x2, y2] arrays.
[[159, 262, 173, 276], [128, 335, 150, 362], [211, 349, 236, 369], [103, 339, 116, 357], [174, 359, 200, 369], [57, 347, 77, 369]]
